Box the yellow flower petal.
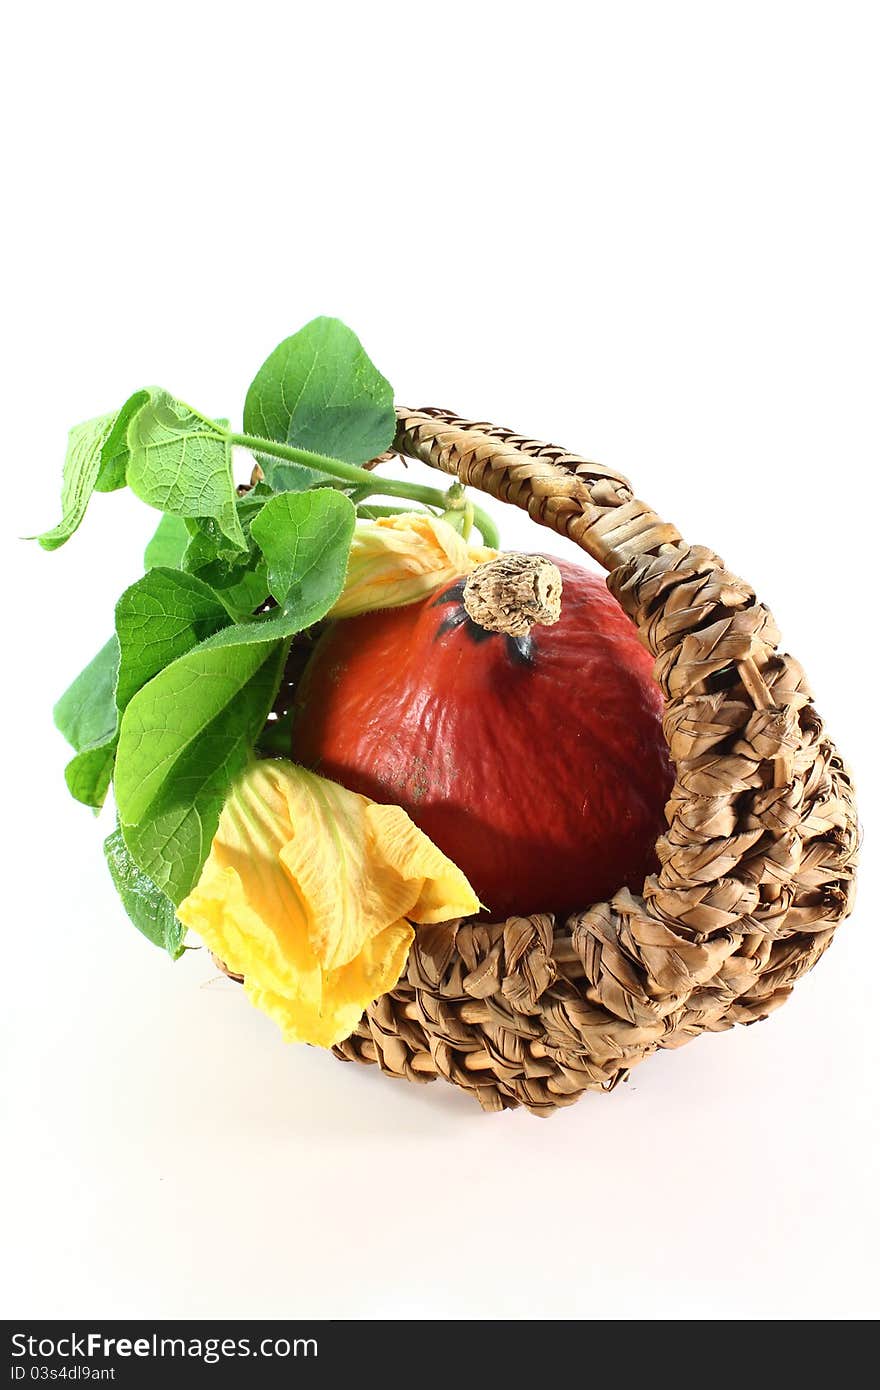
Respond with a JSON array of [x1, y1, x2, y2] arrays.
[[177, 759, 479, 1048], [329, 513, 497, 619], [363, 803, 484, 925], [245, 919, 414, 1048]]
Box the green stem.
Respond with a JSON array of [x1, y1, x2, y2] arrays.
[[229, 431, 500, 548], [441, 498, 474, 541]]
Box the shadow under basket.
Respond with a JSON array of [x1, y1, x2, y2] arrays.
[[297, 407, 858, 1116]]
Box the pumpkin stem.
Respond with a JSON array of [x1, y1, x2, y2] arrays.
[[463, 554, 563, 637]]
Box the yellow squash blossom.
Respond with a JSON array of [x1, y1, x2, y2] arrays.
[[329, 512, 496, 619], [177, 759, 480, 1048]]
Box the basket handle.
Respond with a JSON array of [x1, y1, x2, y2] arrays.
[[394, 406, 682, 570]]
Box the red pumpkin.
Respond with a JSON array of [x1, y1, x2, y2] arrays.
[[290, 557, 673, 921]]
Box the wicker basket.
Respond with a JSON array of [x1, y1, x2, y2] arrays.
[[323, 406, 858, 1115]]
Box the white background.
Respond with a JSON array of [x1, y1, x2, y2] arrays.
[[2, 2, 877, 1322]]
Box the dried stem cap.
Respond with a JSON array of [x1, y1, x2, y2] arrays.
[[463, 553, 563, 637]]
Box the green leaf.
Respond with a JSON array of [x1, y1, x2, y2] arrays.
[[144, 513, 191, 569], [65, 741, 117, 809], [104, 824, 185, 958], [181, 557, 269, 623], [94, 390, 150, 493], [250, 489, 356, 609], [114, 568, 231, 711], [126, 389, 245, 550], [54, 637, 121, 809], [36, 391, 155, 549], [243, 317, 395, 465], [114, 490, 352, 901], [181, 493, 271, 621], [183, 493, 266, 567], [116, 641, 286, 902], [37, 412, 117, 550], [54, 638, 119, 752], [189, 498, 353, 651]]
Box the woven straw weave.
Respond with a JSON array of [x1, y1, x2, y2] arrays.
[[328, 407, 858, 1115]]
